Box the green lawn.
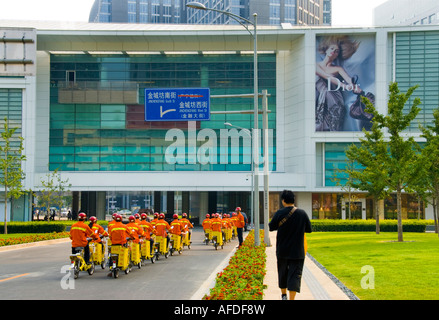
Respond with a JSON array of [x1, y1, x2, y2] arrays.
[[307, 232, 439, 300]]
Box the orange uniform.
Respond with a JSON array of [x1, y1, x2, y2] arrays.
[[154, 219, 171, 237], [70, 221, 96, 248], [108, 218, 117, 232], [126, 221, 144, 244], [109, 221, 135, 245], [170, 219, 184, 235], [151, 217, 159, 228], [90, 223, 108, 243], [139, 220, 155, 240], [179, 218, 193, 232], [210, 217, 222, 232], [202, 218, 211, 231], [236, 212, 245, 228]]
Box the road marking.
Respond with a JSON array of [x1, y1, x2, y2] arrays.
[[0, 273, 30, 283]]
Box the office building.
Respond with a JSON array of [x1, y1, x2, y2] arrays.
[[373, 0, 439, 26], [89, 0, 331, 26], [0, 19, 437, 224]]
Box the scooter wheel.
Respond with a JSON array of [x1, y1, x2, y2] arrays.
[[87, 263, 95, 275], [113, 269, 119, 278]]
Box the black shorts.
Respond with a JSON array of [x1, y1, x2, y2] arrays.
[[277, 258, 305, 292]]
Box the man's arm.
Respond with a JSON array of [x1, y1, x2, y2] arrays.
[[304, 213, 312, 233]]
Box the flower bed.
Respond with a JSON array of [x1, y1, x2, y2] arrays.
[[203, 230, 267, 300], [0, 232, 70, 247]]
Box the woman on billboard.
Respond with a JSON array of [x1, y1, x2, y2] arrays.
[[315, 35, 364, 131]]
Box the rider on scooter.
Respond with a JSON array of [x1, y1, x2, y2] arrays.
[[170, 214, 184, 244], [69, 212, 98, 264], [139, 213, 155, 252], [154, 213, 171, 247], [89, 216, 108, 253], [179, 213, 194, 242], [150, 212, 159, 228], [126, 215, 145, 244], [109, 214, 135, 246]]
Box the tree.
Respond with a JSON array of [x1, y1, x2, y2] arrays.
[[38, 169, 71, 220], [369, 82, 421, 242], [343, 120, 390, 234], [419, 108, 439, 236], [0, 117, 26, 234]]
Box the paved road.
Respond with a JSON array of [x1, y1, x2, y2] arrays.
[[0, 228, 238, 300]]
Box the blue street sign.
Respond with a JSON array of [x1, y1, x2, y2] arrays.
[[145, 88, 210, 121]]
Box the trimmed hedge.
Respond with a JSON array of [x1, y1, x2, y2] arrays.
[[0, 220, 108, 234], [311, 219, 434, 233], [0, 222, 66, 234]]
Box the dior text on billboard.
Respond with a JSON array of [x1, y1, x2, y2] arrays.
[[315, 34, 376, 132]]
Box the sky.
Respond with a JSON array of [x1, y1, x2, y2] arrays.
[[0, 0, 389, 26]]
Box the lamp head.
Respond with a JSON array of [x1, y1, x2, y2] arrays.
[[186, 2, 207, 10]]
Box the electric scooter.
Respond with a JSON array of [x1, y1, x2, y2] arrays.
[[69, 238, 95, 279]]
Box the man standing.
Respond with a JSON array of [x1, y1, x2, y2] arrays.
[[235, 207, 245, 248], [269, 190, 312, 300]]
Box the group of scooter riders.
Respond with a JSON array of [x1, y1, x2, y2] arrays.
[[69, 211, 194, 276], [201, 207, 246, 249], [69, 206, 245, 276]]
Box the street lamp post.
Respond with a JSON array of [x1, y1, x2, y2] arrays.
[[187, 2, 261, 246], [224, 122, 254, 231]]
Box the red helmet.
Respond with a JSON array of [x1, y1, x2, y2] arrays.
[[112, 213, 118, 220], [159, 213, 165, 219], [235, 207, 241, 212], [78, 213, 87, 220], [232, 212, 237, 216], [154, 212, 159, 218], [134, 213, 140, 219], [128, 215, 135, 222], [173, 214, 179, 219], [206, 214, 210, 218], [182, 213, 187, 218], [89, 216, 97, 223], [140, 213, 147, 219], [115, 214, 122, 222]]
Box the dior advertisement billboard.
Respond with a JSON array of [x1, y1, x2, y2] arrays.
[[315, 34, 376, 132]]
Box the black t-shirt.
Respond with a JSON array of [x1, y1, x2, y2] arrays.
[[269, 206, 312, 259]]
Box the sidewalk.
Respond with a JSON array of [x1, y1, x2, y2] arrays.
[[264, 231, 354, 300]]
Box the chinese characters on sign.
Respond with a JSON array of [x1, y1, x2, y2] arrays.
[[145, 88, 210, 121]]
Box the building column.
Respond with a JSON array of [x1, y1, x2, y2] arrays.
[[166, 191, 174, 218]]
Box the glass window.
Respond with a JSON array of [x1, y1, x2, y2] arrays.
[[50, 53, 276, 172]]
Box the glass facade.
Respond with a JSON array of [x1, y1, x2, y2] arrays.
[[49, 53, 276, 172], [0, 89, 23, 178], [312, 193, 424, 220], [395, 31, 439, 131], [323, 143, 363, 187]]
